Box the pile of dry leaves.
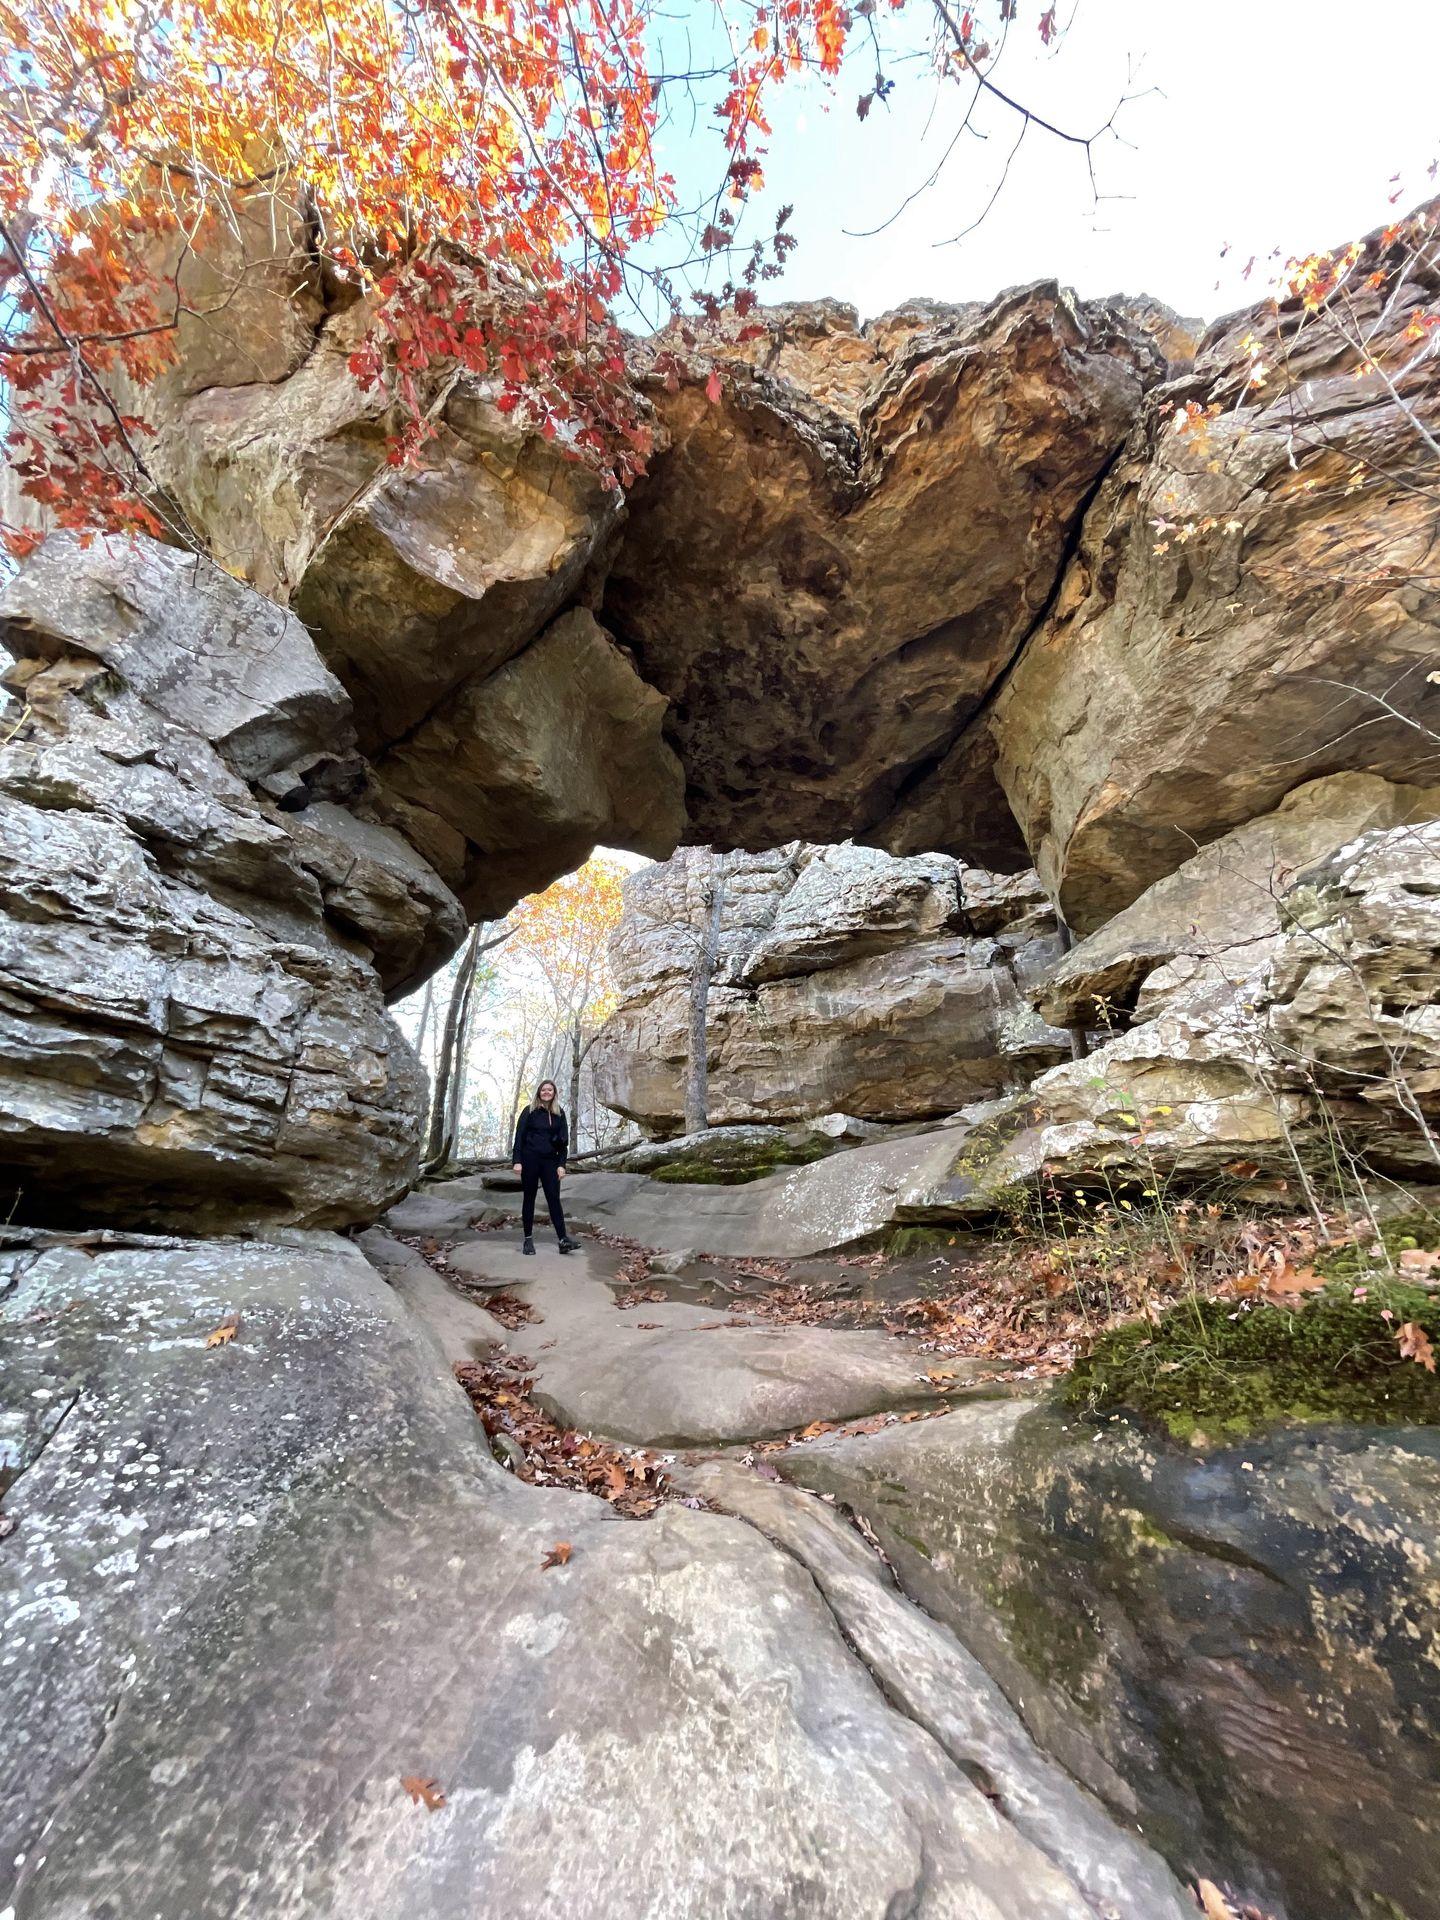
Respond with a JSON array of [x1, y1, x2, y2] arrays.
[[453, 1355, 692, 1519]]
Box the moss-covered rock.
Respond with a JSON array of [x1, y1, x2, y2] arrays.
[[780, 1398, 1440, 1920], [649, 1136, 831, 1185], [1062, 1284, 1440, 1442]]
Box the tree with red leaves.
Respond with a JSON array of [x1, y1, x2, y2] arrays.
[[0, 0, 1089, 554]]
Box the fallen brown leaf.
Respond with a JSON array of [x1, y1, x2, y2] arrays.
[[1261, 1262, 1324, 1298], [541, 1541, 573, 1569], [400, 1774, 447, 1812], [204, 1315, 241, 1348], [1398, 1321, 1437, 1373], [1398, 1247, 1440, 1278]]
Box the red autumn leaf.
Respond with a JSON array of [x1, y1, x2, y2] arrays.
[[541, 1541, 573, 1568], [704, 369, 723, 404], [400, 1774, 447, 1811]]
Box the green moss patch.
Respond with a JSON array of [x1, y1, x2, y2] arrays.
[[649, 1137, 831, 1185], [1062, 1285, 1440, 1443]]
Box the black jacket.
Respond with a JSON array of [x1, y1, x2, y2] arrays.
[[512, 1104, 568, 1166]]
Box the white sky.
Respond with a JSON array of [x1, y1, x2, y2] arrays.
[[652, 0, 1440, 327]]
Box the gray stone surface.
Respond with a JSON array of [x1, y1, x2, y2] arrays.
[[0, 541, 433, 1229], [594, 841, 1067, 1135], [0, 532, 350, 788], [1037, 772, 1440, 1030], [366, 1231, 974, 1447], [686, 1460, 1192, 1920], [0, 1228, 1184, 1920], [779, 1398, 1440, 1920], [552, 1128, 974, 1256], [1266, 818, 1440, 1175]]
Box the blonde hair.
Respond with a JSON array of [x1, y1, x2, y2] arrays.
[[525, 1082, 563, 1117]]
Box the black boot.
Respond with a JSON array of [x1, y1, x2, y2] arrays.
[[557, 1235, 580, 1254], [522, 1235, 535, 1255]]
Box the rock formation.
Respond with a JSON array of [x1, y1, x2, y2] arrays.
[[6, 195, 1440, 1920], [979, 217, 1440, 932], [593, 842, 1068, 1135], [0, 537, 429, 1230], [606, 286, 1168, 860], [1037, 770, 1440, 1030], [779, 1396, 1440, 1920]]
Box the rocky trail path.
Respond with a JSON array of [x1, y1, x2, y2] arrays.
[[358, 1185, 1202, 1919], [5, 1172, 1430, 1919], [0, 1198, 1197, 1920]]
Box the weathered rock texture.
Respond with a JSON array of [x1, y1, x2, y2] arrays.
[[939, 820, 1440, 1208], [1037, 770, 1440, 1030], [979, 216, 1440, 933], [6, 205, 1440, 1233], [0, 536, 429, 1230], [782, 1399, 1440, 1920], [114, 295, 685, 916], [607, 286, 1167, 857], [0, 1226, 1193, 1920], [593, 842, 1068, 1136]]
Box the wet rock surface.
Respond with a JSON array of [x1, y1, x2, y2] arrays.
[[780, 1399, 1440, 1920]]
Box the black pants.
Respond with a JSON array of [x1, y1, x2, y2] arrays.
[[520, 1154, 567, 1240]]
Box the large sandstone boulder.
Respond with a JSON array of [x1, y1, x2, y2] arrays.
[[1037, 771, 1440, 1030], [982, 211, 1440, 934], [103, 293, 676, 912], [376, 606, 687, 920], [0, 539, 435, 1229], [781, 1400, 1440, 1920], [606, 286, 1167, 856], [937, 821, 1440, 1209], [0, 1226, 1192, 1920], [593, 843, 1068, 1135]]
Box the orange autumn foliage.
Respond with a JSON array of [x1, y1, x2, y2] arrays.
[[0, 0, 1063, 551]]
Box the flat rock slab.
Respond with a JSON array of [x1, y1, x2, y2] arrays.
[[2, 1228, 1164, 1920], [397, 1127, 970, 1260], [431, 1239, 979, 1448], [382, 1174, 512, 1237]]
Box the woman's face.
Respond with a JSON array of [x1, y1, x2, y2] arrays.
[[538, 1082, 557, 1104]]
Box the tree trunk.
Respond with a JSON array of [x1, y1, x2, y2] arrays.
[[1053, 916, 1090, 1061], [414, 974, 436, 1134], [426, 926, 483, 1166], [683, 851, 728, 1136], [568, 1021, 583, 1152]]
